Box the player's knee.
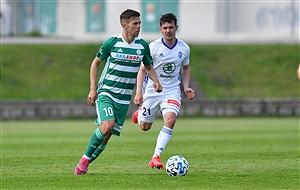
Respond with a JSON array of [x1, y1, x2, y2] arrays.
[[103, 133, 112, 143], [164, 116, 176, 127], [140, 122, 152, 131], [140, 126, 149, 131], [100, 120, 115, 134]]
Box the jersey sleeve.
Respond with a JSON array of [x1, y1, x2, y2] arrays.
[[96, 37, 114, 61], [149, 42, 155, 63], [141, 40, 152, 66], [182, 43, 190, 66]]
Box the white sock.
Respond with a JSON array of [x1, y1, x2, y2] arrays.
[[82, 154, 91, 160], [153, 126, 173, 157]]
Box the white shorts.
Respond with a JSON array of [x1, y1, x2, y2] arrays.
[[139, 93, 181, 123]]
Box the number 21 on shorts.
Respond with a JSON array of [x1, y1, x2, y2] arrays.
[[142, 107, 151, 116]]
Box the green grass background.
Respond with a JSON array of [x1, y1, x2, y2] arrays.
[[2, 44, 299, 99], [2, 118, 299, 190]]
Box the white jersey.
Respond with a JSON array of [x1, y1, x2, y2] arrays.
[[143, 38, 190, 97]]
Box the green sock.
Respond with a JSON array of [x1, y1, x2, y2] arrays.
[[84, 128, 105, 158], [90, 143, 107, 163]]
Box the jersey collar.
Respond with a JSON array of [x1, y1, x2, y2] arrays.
[[161, 38, 178, 50]]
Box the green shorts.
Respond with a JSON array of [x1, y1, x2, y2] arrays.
[[94, 95, 129, 136]]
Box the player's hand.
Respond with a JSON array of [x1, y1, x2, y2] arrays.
[[87, 89, 97, 106], [185, 88, 195, 100], [133, 93, 143, 106], [153, 82, 162, 93]]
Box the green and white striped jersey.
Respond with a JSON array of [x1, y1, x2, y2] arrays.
[[96, 34, 152, 105]]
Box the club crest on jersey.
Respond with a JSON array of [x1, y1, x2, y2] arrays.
[[178, 51, 182, 59], [163, 63, 176, 74], [136, 49, 141, 55]]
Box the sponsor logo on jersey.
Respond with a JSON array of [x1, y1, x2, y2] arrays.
[[160, 74, 176, 78], [163, 63, 176, 74], [112, 52, 143, 61]]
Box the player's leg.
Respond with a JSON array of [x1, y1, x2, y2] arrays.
[[74, 120, 114, 175], [134, 96, 160, 131], [153, 112, 176, 157], [134, 96, 165, 168], [81, 102, 128, 172], [149, 98, 181, 169], [74, 97, 115, 175], [148, 112, 176, 169], [89, 133, 112, 163]]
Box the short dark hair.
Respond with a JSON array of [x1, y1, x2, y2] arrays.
[[120, 9, 140, 22], [160, 13, 177, 26]]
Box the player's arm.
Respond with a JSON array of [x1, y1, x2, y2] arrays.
[[144, 65, 162, 93], [133, 65, 146, 106], [141, 40, 162, 93], [88, 38, 111, 106], [88, 57, 102, 106], [181, 64, 195, 100]]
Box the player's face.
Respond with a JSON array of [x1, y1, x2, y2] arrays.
[[160, 21, 178, 41], [124, 17, 141, 37]]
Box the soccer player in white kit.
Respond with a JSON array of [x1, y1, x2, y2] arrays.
[[132, 13, 195, 169]]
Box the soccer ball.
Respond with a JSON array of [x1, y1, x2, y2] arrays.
[[165, 155, 189, 176]]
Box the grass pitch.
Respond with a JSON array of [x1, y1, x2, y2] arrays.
[[1, 117, 299, 189]]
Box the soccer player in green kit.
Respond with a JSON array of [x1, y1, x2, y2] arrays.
[[74, 9, 162, 175]]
